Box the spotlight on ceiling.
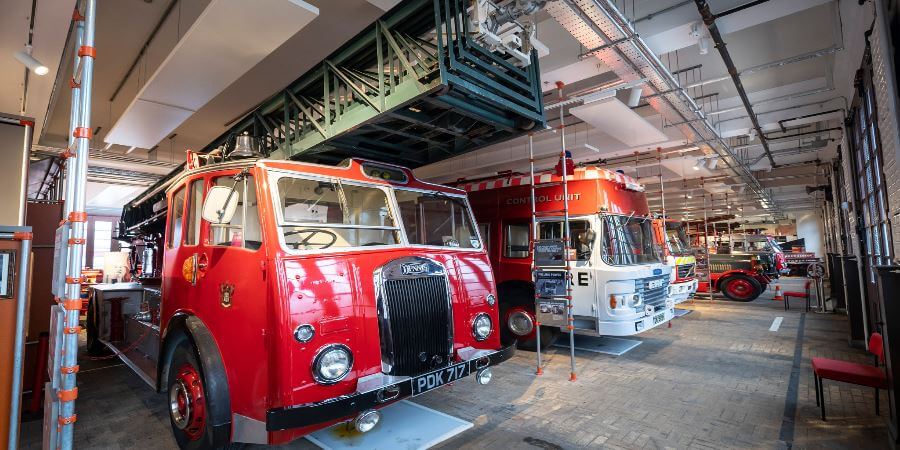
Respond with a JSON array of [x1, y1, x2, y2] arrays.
[[707, 157, 718, 170], [748, 129, 757, 142], [697, 37, 710, 55], [692, 158, 705, 171], [14, 45, 48, 76]]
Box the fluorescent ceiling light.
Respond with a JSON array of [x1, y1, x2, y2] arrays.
[[14, 45, 48, 76]]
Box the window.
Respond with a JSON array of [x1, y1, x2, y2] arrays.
[[394, 189, 479, 248], [185, 178, 204, 245], [539, 220, 593, 261], [211, 175, 262, 250], [600, 215, 663, 266], [275, 176, 398, 250], [504, 223, 530, 258], [478, 222, 490, 252], [92, 221, 113, 268], [168, 187, 185, 249], [848, 48, 893, 282]]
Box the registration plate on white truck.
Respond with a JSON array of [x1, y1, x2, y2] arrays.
[[411, 362, 470, 396], [647, 278, 665, 289], [652, 312, 666, 325]]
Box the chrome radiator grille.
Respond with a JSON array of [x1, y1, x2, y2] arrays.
[[635, 275, 669, 310], [377, 257, 452, 377], [677, 264, 695, 279]]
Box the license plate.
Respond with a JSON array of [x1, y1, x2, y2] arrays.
[[652, 312, 665, 325], [648, 279, 665, 289], [410, 362, 471, 396]]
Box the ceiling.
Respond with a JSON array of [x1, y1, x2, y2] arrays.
[[12, 0, 871, 222], [416, 0, 871, 225]]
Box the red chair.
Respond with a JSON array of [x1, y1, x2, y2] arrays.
[[812, 332, 886, 421], [783, 280, 811, 311]]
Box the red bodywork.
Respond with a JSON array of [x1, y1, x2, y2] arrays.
[[159, 159, 503, 444], [460, 167, 650, 290]]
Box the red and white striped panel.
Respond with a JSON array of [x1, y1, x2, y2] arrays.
[[459, 167, 644, 193]]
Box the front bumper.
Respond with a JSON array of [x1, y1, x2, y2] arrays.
[[597, 303, 675, 336], [668, 279, 698, 304], [265, 344, 516, 431]]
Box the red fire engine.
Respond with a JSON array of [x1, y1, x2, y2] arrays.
[[89, 156, 513, 447], [460, 162, 674, 350]]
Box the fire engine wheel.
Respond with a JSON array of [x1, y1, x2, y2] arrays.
[[167, 343, 229, 449], [720, 275, 762, 302]]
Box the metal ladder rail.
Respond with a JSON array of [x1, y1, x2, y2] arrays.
[[556, 82, 577, 382]]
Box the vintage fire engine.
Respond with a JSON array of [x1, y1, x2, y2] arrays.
[[89, 155, 512, 447], [460, 164, 673, 350], [652, 219, 698, 304]]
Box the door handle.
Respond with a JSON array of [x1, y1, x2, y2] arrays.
[[197, 253, 209, 275]]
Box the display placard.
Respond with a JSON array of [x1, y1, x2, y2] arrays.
[[536, 298, 568, 327], [535, 270, 566, 297], [52, 223, 69, 298], [0, 250, 15, 299], [534, 239, 565, 267]]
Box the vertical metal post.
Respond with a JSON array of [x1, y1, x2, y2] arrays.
[[7, 229, 33, 450], [557, 82, 576, 382], [18, 123, 34, 226], [528, 134, 542, 375], [58, 2, 96, 447], [657, 148, 665, 221], [702, 192, 713, 301]]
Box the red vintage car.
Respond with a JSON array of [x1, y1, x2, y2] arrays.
[[90, 157, 512, 448]]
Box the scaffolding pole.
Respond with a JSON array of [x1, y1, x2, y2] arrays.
[[557, 82, 576, 382], [56, 1, 96, 448]]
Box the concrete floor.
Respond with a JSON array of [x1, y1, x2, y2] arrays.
[[20, 277, 889, 449]]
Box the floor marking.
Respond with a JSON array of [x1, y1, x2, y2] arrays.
[[770, 316, 784, 331], [778, 312, 806, 449]]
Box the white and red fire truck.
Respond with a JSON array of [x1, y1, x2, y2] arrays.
[[459, 162, 673, 350]]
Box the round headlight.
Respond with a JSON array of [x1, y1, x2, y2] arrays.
[[472, 313, 492, 341], [312, 344, 352, 384], [628, 294, 642, 307], [486, 294, 496, 306]]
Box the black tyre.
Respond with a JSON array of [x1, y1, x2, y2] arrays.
[[166, 339, 231, 449], [720, 275, 763, 302]]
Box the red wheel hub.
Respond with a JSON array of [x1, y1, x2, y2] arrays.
[[726, 279, 754, 300], [169, 364, 206, 440]]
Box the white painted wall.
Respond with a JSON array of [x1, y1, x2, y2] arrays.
[[796, 212, 825, 257], [0, 122, 27, 225]]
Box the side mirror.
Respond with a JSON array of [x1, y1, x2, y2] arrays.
[[202, 185, 239, 224]]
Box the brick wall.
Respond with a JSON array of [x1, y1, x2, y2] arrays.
[[870, 2, 900, 263]]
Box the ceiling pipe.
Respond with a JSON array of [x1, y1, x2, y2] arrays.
[[555, 0, 779, 212], [694, 0, 776, 167], [777, 108, 843, 132], [109, 0, 179, 102]]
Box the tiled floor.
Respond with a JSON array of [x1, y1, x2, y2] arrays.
[[19, 277, 890, 449]]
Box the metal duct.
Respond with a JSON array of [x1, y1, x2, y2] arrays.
[[546, 0, 780, 213]]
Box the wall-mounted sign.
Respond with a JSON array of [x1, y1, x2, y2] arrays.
[[534, 239, 565, 267], [0, 249, 16, 299]]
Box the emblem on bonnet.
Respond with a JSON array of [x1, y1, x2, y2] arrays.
[[401, 262, 430, 275]]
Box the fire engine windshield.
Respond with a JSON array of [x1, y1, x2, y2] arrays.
[[665, 223, 691, 255], [275, 177, 400, 250], [600, 214, 663, 266], [394, 189, 480, 248]]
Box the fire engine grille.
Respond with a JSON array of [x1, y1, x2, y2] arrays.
[[377, 258, 452, 377], [635, 275, 669, 311], [677, 264, 695, 279]]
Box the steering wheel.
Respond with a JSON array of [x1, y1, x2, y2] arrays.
[[283, 229, 338, 250]]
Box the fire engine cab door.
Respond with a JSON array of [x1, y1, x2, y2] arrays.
[[194, 174, 269, 416], [570, 260, 594, 319]]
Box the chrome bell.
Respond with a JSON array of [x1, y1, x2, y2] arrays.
[[229, 132, 262, 159]]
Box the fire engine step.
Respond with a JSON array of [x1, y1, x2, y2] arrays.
[[674, 308, 693, 318], [305, 400, 472, 450], [552, 335, 642, 356]]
